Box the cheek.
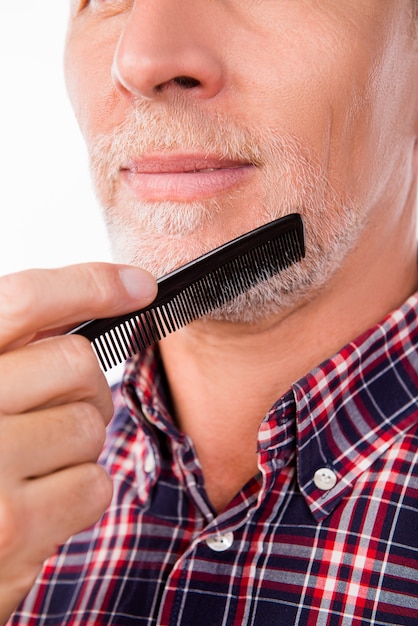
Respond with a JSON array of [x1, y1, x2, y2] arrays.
[[240, 39, 393, 212], [64, 26, 124, 141], [234, 53, 347, 204]]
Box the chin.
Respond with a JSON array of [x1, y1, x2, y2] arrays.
[[199, 262, 318, 324]]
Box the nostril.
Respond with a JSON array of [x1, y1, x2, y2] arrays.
[[155, 75, 201, 93], [174, 76, 200, 88]]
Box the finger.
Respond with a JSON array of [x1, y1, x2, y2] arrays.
[[0, 402, 107, 480], [0, 334, 112, 418], [24, 463, 113, 552], [0, 463, 112, 577], [0, 263, 157, 351]]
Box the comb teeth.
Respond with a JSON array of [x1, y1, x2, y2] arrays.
[[70, 214, 305, 371]]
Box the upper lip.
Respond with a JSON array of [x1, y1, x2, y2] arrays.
[[121, 153, 253, 174]]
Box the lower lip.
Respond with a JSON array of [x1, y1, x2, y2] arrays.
[[120, 165, 255, 202]]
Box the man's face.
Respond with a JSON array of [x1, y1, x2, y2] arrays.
[[65, 1, 418, 320]]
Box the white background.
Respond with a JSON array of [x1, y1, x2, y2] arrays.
[[0, 2, 111, 277], [0, 3, 417, 279]]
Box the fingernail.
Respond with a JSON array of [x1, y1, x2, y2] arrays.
[[119, 267, 158, 301]]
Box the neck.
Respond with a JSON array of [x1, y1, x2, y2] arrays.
[[158, 187, 418, 513]]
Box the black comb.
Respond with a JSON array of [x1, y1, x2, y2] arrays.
[[70, 213, 305, 371]]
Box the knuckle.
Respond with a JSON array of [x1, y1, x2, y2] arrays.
[[0, 272, 33, 316], [73, 402, 107, 458], [82, 263, 117, 310], [0, 272, 40, 334], [61, 333, 97, 368], [100, 389, 115, 425], [59, 335, 113, 421], [56, 334, 101, 386], [77, 464, 113, 519]]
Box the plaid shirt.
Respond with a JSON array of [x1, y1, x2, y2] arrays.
[[9, 294, 418, 626]]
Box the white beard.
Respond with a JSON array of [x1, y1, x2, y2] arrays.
[[88, 102, 363, 323]]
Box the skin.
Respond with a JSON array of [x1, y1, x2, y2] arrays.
[[64, 0, 418, 507], [0, 0, 417, 621], [0, 264, 157, 624]]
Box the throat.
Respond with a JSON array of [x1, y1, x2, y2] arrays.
[[195, 438, 261, 514], [158, 326, 289, 513]]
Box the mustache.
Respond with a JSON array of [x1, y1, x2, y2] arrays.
[[87, 100, 309, 183]]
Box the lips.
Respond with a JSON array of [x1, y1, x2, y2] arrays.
[[120, 154, 255, 201]]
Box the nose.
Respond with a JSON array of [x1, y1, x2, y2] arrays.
[[112, 1, 224, 101]]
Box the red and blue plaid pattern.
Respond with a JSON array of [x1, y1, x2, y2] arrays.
[[9, 294, 418, 625]]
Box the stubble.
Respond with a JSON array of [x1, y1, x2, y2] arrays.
[[88, 101, 362, 323]]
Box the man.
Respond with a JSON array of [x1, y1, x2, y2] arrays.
[[1, 1, 417, 624]]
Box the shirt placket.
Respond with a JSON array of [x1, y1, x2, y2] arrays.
[[155, 398, 298, 626]]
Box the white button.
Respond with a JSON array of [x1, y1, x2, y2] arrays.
[[144, 450, 156, 474], [205, 532, 234, 552], [313, 467, 337, 491]]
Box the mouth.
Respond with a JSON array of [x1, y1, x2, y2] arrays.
[[119, 153, 255, 202]]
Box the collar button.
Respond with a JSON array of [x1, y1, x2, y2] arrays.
[[206, 532, 234, 552], [313, 467, 337, 491]]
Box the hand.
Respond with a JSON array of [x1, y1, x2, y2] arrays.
[[0, 263, 157, 623]]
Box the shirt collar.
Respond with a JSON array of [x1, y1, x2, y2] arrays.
[[292, 292, 418, 521], [115, 293, 418, 521]]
